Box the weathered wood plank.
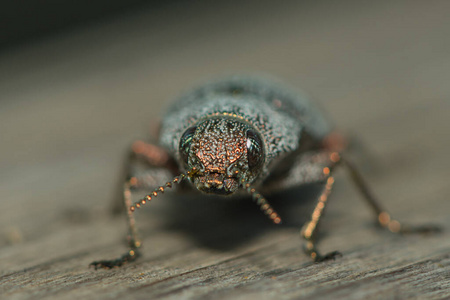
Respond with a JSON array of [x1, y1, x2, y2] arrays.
[[1, 1, 449, 299]]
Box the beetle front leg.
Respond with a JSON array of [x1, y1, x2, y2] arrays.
[[90, 178, 142, 269], [301, 175, 343, 262], [91, 141, 176, 269], [111, 140, 178, 214], [263, 151, 343, 262], [298, 152, 343, 262]]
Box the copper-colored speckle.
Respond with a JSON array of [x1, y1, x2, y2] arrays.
[[327, 177, 334, 185], [272, 99, 282, 108], [388, 220, 401, 233], [330, 152, 340, 163], [378, 212, 391, 226], [130, 177, 138, 186]]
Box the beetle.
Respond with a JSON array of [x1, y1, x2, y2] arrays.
[[90, 75, 439, 269]]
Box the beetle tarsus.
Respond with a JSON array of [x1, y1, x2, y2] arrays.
[[302, 242, 342, 263], [398, 224, 442, 235], [313, 251, 342, 263], [90, 248, 140, 270]]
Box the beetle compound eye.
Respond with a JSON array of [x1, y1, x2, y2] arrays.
[[246, 129, 264, 172], [179, 126, 197, 166]]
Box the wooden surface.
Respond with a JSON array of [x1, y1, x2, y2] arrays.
[[1, 1, 449, 299]]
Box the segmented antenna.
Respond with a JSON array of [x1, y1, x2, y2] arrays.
[[244, 183, 282, 224], [130, 173, 187, 212]]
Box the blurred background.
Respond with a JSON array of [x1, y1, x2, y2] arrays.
[[1, 0, 449, 268]]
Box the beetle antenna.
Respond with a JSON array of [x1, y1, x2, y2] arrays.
[[129, 172, 188, 212], [244, 183, 282, 224]]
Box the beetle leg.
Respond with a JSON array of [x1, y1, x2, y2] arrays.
[[342, 156, 441, 234], [261, 149, 343, 261], [90, 178, 142, 269], [91, 141, 176, 269], [297, 152, 343, 262], [262, 151, 338, 193], [263, 149, 342, 261], [112, 140, 178, 214], [301, 174, 342, 262], [299, 152, 440, 262]]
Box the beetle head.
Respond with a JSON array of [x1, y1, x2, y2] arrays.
[[130, 116, 280, 225], [179, 116, 265, 195]]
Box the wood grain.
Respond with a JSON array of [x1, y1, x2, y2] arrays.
[[1, 1, 449, 299]]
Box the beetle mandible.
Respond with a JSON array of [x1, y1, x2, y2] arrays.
[[90, 75, 439, 269]]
